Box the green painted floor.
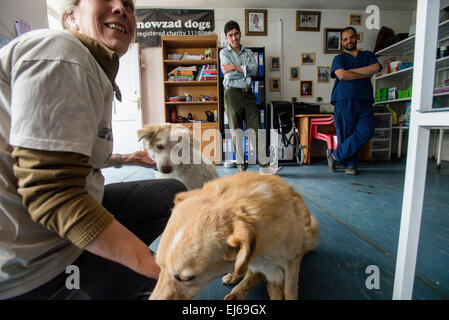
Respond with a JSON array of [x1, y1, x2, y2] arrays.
[[102, 158, 449, 300]]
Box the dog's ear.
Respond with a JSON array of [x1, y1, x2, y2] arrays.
[[174, 189, 201, 205], [226, 219, 256, 276], [137, 125, 158, 142]]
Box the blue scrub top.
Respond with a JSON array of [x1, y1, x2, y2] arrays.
[[330, 50, 381, 104]]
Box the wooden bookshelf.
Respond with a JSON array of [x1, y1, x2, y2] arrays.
[[161, 35, 220, 163]]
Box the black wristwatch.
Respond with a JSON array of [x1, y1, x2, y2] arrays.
[[114, 154, 122, 168]]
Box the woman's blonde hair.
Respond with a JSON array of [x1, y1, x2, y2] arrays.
[[59, 0, 136, 41], [59, 0, 80, 30]]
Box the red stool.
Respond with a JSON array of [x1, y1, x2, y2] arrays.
[[308, 116, 338, 165]]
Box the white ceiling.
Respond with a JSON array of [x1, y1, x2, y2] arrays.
[[134, 0, 417, 11], [46, 0, 417, 13]]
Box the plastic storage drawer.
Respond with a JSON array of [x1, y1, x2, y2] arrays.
[[372, 139, 391, 150], [372, 128, 391, 140]]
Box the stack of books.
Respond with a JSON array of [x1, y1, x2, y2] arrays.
[[168, 66, 197, 81], [197, 64, 218, 81], [173, 69, 195, 81]]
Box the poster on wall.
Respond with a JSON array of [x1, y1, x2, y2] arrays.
[[136, 9, 215, 47]]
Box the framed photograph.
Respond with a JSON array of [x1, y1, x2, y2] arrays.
[[301, 52, 315, 65], [349, 14, 362, 26], [300, 80, 313, 97], [324, 28, 343, 54], [270, 77, 280, 91], [357, 32, 363, 43], [317, 66, 330, 83], [270, 56, 280, 71], [245, 9, 267, 36], [296, 11, 321, 32], [290, 67, 300, 80]]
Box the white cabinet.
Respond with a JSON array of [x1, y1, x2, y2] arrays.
[[393, 0, 449, 300], [374, 19, 449, 159]]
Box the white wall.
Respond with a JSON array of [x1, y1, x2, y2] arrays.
[[141, 7, 413, 124], [218, 8, 412, 106], [0, 0, 48, 39]]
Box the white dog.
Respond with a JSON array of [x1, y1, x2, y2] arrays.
[[137, 123, 219, 190]]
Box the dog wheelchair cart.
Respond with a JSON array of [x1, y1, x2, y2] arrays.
[[269, 101, 304, 166]]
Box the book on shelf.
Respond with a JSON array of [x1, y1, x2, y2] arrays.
[[223, 135, 236, 161], [258, 52, 264, 76], [252, 80, 261, 105], [253, 52, 259, 68], [196, 65, 204, 81], [174, 70, 194, 76], [168, 66, 198, 76], [173, 78, 194, 81], [174, 75, 195, 79], [197, 64, 218, 81]]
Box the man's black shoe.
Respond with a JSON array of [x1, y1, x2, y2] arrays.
[[326, 149, 336, 172], [345, 166, 359, 175]]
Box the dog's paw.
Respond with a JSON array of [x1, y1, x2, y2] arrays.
[[224, 293, 237, 300], [222, 273, 242, 286]]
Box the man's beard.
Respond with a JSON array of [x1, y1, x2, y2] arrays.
[[345, 43, 357, 51]]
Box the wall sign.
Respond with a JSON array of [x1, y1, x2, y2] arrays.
[[136, 9, 215, 47]]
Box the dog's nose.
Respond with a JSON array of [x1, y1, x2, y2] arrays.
[[161, 165, 172, 174]]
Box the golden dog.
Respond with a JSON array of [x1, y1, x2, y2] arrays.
[[149, 171, 319, 300]]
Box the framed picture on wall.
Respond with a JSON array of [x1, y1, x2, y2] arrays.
[[270, 77, 281, 91], [245, 9, 268, 36], [270, 56, 280, 70], [324, 28, 343, 54], [296, 11, 321, 32], [300, 80, 313, 97], [357, 32, 363, 43], [290, 67, 300, 80], [301, 52, 315, 65], [317, 66, 330, 83], [349, 14, 362, 26]]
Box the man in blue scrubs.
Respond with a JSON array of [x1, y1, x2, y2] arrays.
[[329, 27, 382, 175]]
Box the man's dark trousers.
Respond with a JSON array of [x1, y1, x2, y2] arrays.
[[224, 87, 268, 169], [332, 99, 374, 167]]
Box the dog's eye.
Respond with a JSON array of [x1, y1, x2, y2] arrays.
[[174, 274, 195, 282], [156, 144, 164, 150]]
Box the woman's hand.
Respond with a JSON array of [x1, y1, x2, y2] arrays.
[[125, 150, 156, 168], [107, 151, 156, 169], [85, 219, 160, 279]]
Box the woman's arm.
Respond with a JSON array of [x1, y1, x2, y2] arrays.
[[85, 219, 160, 278], [106, 151, 156, 168], [13, 147, 160, 279]]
